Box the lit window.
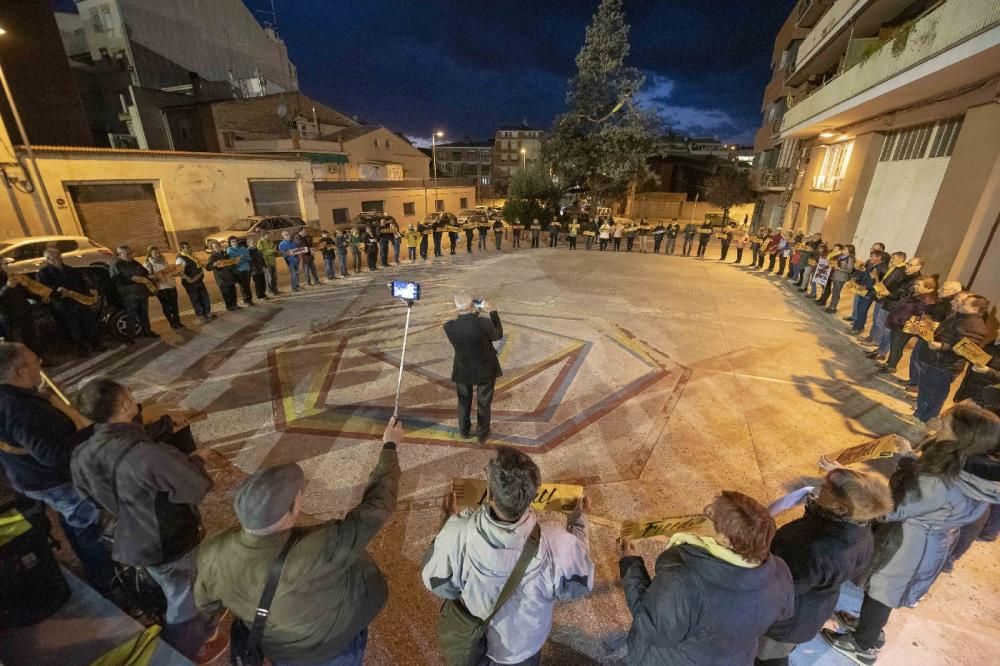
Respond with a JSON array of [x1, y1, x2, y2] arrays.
[[812, 140, 853, 191]]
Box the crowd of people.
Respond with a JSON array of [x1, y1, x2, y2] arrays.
[[729, 227, 999, 429], [1, 212, 999, 666]]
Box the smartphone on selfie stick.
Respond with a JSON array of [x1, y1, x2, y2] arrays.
[[388, 280, 420, 419]]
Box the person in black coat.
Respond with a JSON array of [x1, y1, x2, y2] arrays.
[[443, 292, 503, 444], [757, 468, 892, 666], [619, 490, 794, 666], [36, 247, 106, 356]]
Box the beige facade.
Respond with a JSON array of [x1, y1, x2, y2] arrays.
[[314, 181, 477, 228], [328, 126, 430, 181], [491, 125, 543, 192], [0, 142, 318, 250], [752, 0, 1000, 306], [627, 192, 754, 225]]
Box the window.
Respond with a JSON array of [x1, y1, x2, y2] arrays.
[[221, 131, 236, 149], [373, 138, 379, 148], [90, 5, 113, 33], [880, 117, 963, 162], [56, 240, 80, 253], [811, 140, 853, 191], [385, 139, 391, 149], [403, 202, 416, 216], [12, 242, 46, 261], [361, 200, 384, 213], [928, 116, 963, 158], [460, 197, 469, 209], [332, 208, 349, 226], [435, 199, 445, 212]]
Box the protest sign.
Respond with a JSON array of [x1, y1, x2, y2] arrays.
[[453, 478, 584, 513], [953, 338, 993, 366], [873, 282, 890, 298], [812, 264, 832, 287], [619, 514, 709, 541], [902, 315, 939, 343], [828, 434, 908, 466]]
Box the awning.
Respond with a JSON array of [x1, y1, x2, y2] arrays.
[[309, 153, 349, 164]]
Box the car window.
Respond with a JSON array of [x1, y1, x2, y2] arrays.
[[230, 219, 256, 231], [273, 218, 292, 229], [286, 217, 305, 227], [56, 240, 79, 253], [255, 219, 272, 231], [12, 243, 45, 261]]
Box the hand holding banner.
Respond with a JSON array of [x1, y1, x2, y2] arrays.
[[619, 514, 709, 541], [453, 478, 584, 513], [902, 315, 939, 343]]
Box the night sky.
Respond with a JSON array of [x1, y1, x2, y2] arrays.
[[56, 0, 796, 146]]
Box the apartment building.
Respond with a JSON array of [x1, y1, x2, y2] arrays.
[[431, 140, 494, 185], [751, 0, 1000, 305], [491, 124, 544, 193], [55, 0, 298, 149]]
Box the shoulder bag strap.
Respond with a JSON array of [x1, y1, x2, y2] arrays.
[[110, 441, 142, 510], [246, 528, 302, 656], [481, 522, 541, 626]]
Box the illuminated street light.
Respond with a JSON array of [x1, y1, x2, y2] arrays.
[[0, 25, 60, 234], [520, 147, 527, 169]]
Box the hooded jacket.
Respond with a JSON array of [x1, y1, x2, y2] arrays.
[[865, 461, 1000, 609], [70, 422, 211, 567], [422, 505, 594, 663], [620, 535, 793, 665], [765, 503, 874, 644]]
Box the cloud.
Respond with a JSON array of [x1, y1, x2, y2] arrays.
[[636, 73, 743, 140]]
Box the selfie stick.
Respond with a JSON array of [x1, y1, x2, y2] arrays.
[[393, 298, 414, 419]]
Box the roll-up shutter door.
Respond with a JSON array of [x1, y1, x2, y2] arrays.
[[249, 180, 301, 217], [67, 183, 170, 252]]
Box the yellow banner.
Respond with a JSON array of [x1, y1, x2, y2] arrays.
[[873, 282, 890, 298], [582, 231, 596, 237], [902, 315, 939, 343], [445, 226, 461, 233], [830, 434, 907, 466], [697, 227, 712, 234], [953, 338, 993, 366], [620, 514, 709, 541], [453, 478, 584, 513]]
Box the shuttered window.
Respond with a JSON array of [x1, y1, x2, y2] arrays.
[[249, 180, 301, 217], [67, 183, 170, 253]]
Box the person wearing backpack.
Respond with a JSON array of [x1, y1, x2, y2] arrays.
[[70, 377, 219, 663], [422, 446, 594, 665], [195, 417, 402, 666]]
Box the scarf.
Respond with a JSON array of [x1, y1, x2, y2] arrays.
[[667, 532, 760, 568], [178, 250, 202, 269]]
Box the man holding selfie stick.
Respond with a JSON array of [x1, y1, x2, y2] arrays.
[[444, 291, 504, 444]]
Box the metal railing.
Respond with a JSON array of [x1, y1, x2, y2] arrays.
[[314, 177, 476, 191], [782, 0, 1000, 134]]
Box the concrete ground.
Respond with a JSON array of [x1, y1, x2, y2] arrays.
[[50, 241, 999, 665]]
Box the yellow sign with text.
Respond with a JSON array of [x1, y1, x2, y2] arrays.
[[619, 514, 709, 541], [453, 478, 584, 513], [953, 338, 993, 367], [829, 434, 907, 466], [902, 315, 939, 343]]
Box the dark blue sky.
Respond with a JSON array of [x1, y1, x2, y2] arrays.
[[241, 0, 794, 145]]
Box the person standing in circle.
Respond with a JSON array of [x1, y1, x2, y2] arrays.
[[444, 292, 503, 445]]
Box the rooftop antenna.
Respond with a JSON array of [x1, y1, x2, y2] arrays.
[[255, 0, 279, 31]]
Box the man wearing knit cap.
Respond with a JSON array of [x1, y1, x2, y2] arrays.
[[195, 417, 403, 666]]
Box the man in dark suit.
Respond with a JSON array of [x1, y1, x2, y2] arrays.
[[444, 291, 503, 444]]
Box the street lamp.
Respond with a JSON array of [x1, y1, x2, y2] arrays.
[[0, 25, 60, 234], [431, 130, 444, 179], [520, 147, 526, 169]]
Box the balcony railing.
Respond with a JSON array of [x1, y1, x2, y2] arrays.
[[754, 168, 792, 191], [314, 178, 476, 191], [781, 0, 1000, 134], [794, 0, 871, 75], [797, 0, 834, 28]]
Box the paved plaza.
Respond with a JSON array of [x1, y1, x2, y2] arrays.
[[52, 245, 999, 665]]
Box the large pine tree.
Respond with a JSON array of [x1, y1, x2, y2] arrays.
[[545, 0, 662, 208]]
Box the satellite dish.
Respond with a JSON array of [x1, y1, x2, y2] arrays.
[[276, 104, 288, 118]]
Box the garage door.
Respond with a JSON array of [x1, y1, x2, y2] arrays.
[[852, 118, 961, 256], [68, 183, 170, 253], [249, 180, 301, 217]]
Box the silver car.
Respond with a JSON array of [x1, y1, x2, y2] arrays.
[[204, 215, 307, 249], [0, 235, 115, 275]]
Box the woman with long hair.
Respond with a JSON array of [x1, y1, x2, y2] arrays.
[[823, 403, 1000, 664]]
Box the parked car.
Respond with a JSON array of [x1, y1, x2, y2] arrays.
[[457, 209, 485, 224], [0, 235, 115, 275], [352, 212, 398, 231], [203, 215, 307, 248]]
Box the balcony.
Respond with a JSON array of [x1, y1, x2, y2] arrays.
[[314, 178, 475, 192], [781, 0, 1000, 137], [797, 0, 835, 28], [753, 168, 793, 192]]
